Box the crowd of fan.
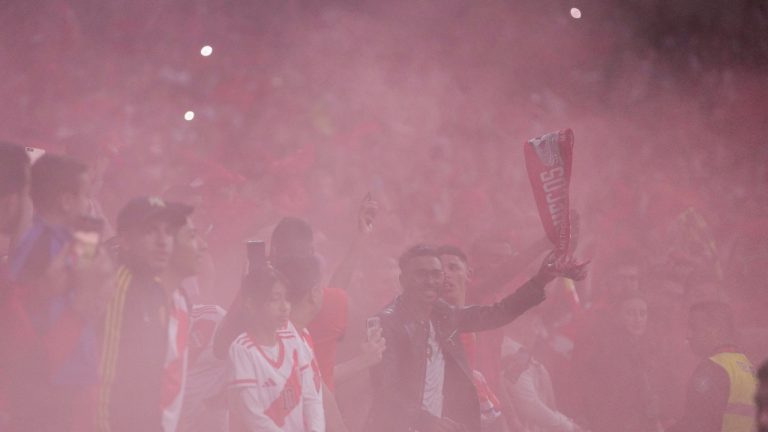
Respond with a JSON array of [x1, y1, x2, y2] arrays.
[[2, 1, 768, 431], [3, 0, 767, 305], [1, 140, 767, 432]]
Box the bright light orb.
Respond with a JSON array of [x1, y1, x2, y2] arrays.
[[184, 111, 195, 121], [570, 7, 582, 19], [200, 45, 213, 57]]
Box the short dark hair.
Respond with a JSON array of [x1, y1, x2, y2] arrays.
[[689, 301, 734, 335], [241, 266, 285, 305], [0, 142, 29, 198], [759, 361, 768, 383], [30, 154, 88, 213], [398, 244, 440, 272], [437, 244, 468, 265], [272, 254, 322, 303], [270, 217, 313, 257]]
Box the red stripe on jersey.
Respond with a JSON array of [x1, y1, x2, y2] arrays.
[[299, 329, 323, 393], [265, 350, 302, 427], [300, 329, 314, 347]]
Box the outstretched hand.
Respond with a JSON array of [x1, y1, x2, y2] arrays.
[[534, 251, 589, 285]]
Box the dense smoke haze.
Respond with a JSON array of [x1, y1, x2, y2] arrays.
[[1, 1, 767, 430], [4, 0, 765, 297]]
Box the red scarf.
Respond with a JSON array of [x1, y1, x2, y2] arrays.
[[524, 128, 574, 257]]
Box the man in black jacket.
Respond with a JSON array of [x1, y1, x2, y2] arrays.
[[366, 244, 586, 432], [98, 197, 193, 432]]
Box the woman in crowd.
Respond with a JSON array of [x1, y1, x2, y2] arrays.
[[226, 267, 325, 432], [571, 293, 663, 432]]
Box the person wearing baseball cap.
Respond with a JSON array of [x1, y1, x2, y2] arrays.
[[98, 196, 193, 432], [113, 196, 191, 272]]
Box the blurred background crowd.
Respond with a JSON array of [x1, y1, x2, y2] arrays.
[[1, 0, 767, 431]]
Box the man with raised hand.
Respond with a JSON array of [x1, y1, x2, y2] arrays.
[[366, 244, 586, 432]]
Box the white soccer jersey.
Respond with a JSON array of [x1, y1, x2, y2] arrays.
[[162, 289, 190, 432], [422, 321, 445, 418], [227, 331, 325, 432], [178, 304, 228, 432]]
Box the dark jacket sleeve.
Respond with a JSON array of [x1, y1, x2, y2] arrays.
[[454, 277, 546, 333], [667, 359, 729, 432], [100, 272, 166, 432]]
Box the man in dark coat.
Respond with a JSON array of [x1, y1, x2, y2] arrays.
[[366, 244, 586, 432]]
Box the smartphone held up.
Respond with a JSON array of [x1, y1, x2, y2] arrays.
[[366, 316, 381, 342]]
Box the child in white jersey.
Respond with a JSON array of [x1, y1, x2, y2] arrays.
[[227, 268, 325, 432]]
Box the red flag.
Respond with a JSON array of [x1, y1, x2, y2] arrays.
[[524, 129, 574, 257]]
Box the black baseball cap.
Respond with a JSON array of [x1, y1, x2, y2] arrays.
[[116, 196, 193, 233]]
